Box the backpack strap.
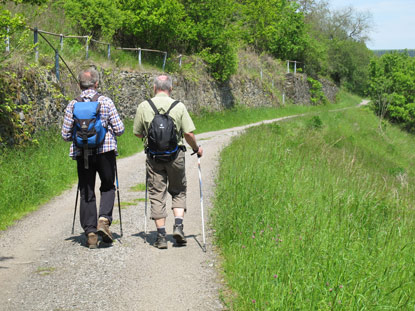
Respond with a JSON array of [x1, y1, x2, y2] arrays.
[[91, 93, 101, 102], [166, 100, 180, 115], [75, 93, 101, 103], [147, 99, 159, 115]]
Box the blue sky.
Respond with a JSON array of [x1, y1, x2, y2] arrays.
[[329, 0, 415, 50]]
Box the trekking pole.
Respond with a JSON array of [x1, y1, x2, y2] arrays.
[[72, 183, 80, 234], [114, 160, 123, 237], [197, 156, 207, 252], [144, 171, 148, 243]]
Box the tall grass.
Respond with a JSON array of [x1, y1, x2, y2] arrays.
[[213, 107, 415, 309]]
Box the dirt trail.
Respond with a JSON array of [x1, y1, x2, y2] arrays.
[[0, 101, 368, 310]]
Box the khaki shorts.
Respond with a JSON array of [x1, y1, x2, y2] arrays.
[[146, 150, 187, 219]]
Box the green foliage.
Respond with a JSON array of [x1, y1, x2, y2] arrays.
[[0, 66, 39, 147], [307, 76, 328, 105], [238, 0, 307, 61], [368, 52, 415, 132], [57, 0, 124, 40], [213, 108, 415, 309]]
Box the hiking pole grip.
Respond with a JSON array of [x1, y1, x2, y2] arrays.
[[72, 183, 80, 234], [191, 145, 201, 157], [198, 157, 206, 252], [115, 160, 123, 237]]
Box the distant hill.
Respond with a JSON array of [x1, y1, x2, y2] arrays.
[[372, 49, 415, 57]]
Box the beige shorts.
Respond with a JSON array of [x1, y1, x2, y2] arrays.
[[146, 150, 187, 219]]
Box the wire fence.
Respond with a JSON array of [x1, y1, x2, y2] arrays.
[[4, 26, 303, 92], [3, 27, 179, 82]]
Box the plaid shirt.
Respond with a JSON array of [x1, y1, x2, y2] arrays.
[[61, 89, 125, 159]]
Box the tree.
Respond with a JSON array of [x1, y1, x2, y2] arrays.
[[368, 53, 415, 131], [238, 0, 307, 61]]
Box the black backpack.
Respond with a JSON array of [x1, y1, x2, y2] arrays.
[[146, 99, 180, 162]]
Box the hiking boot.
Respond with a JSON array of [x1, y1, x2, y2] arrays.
[[97, 217, 113, 243], [173, 224, 187, 245], [154, 233, 168, 249], [87, 232, 98, 249]]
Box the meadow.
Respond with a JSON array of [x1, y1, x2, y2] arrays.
[[213, 103, 415, 309]]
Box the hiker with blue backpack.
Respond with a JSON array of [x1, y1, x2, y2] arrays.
[[62, 67, 125, 249], [133, 74, 203, 249]]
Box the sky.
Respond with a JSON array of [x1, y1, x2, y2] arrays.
[[329, 0, 415, 50]]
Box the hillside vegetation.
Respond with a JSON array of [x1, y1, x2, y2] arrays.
[[214, 98, 415, 309]]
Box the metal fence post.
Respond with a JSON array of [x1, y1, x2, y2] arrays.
[[294, 61, 297, 74], [138, 48, 141, 66], [287, 60, 290, 73], [162, 52, 167, 71], [85, 36, 89, 59], [60, 34, 63, 51], [5, 27, 10, 52], [283, 93, 285, 105], [55, 50, 60, 81], [179, 54, 182, 68], [34, 27, 39, 62], [107, 44, 111, 60]]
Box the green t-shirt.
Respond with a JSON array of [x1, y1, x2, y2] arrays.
[[133, 93, 196, 147]]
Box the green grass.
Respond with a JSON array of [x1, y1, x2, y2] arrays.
[[0, 92, 359, 231], [213, 106, 415, 310], [130, 183, 146, 192], [192, 89, 360, 133]]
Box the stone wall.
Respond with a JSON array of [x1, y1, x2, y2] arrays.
[[13, 68, 339, 132]]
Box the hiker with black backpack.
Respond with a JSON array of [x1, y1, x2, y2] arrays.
[[133, 74, 203, 249], [62, 67, 125, 249]]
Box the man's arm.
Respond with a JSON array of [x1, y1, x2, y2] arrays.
[[184, 132, 203, 157], [61, 101, 75, 142]]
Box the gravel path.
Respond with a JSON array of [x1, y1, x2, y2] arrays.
[[0, 101, 367, 310]]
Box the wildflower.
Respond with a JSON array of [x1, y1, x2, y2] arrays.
[[326, 282, 330, 286], [329, 288, 333, 292], [273, 274, 278, 278], [242, 245, 246, 248], [252, 299, 256, 304], [339, 285, 343, 289]]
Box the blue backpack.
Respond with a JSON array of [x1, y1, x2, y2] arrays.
[[72, 93, 107, 168]]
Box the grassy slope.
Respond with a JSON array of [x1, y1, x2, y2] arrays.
[[213, 96, 415, 310]]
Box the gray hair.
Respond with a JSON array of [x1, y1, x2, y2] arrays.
[[78, 67, 100, 90], [154, 75, 172, 92]]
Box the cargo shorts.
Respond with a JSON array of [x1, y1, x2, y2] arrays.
[[146, 150, 187, 219]]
